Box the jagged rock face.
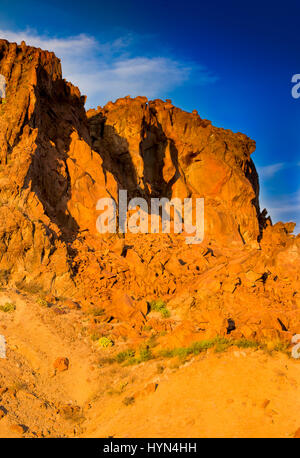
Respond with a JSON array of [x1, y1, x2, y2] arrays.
[[88, 97, 261, 245], [0, 39, 299, 345], [0, 40, 116, 294]]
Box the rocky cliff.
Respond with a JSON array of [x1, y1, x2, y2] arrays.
[[88, 96, 265, 246], [0, 39, 299, 344], [0, 39, 117, 294]]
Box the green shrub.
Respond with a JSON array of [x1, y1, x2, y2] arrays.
[[138, 346, 153, 362], [158, 337, 260, 359], [149, 299, 170, 319], [98, 337, 114, 348], [160, 308, 171, 318], [115, 349, 135, 363], [190, 339, 217, 354], [234, 338, 260, 349], [272, 341, 290, 353], [89, 307, 105, 317], [36, 297, 49, 307], [0, 302, 16, 313], [115, 345, 153, 365]]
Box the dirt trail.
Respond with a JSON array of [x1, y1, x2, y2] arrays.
[[0, 289, 299, 438]]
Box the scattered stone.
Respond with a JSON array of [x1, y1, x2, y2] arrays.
[[144, 383, 158, 394], [53, 357, 69, 372]]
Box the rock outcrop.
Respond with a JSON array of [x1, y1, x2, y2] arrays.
[[88, 96, 262, 246], [0, 39, 299, 345], [0, 39, 116, 294]]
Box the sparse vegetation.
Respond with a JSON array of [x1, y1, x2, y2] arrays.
[[89, 307, 105, 317], [123, 396, 135, 406], [157, 337, 291, 360], [115, 345, 153, 365], [98, 356, 115, 367], [264, 339, 290, 355], [158, 337, 262, 359], [138, 346, 153, 362], [98, 337, 114, 348], [115, 349, 135, 363], [97, 334, 292, 369], [149, 299, 170, 318], [0, 302, 16, 313], [36, 297, 49, 307]]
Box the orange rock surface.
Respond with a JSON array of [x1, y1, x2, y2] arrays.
[[0, 39, 299, 343], [0, 40, 299, 438]]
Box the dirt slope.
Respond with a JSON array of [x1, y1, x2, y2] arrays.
[[0, 288, 299, 438]]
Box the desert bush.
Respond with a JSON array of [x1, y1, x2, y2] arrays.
[[158, 337, 261, 359], [0, 302, 16, 312], [234, 338, 261, 349], [98, 337, 114, 348], [138, 346, 153, 362], [36, 297, 49, 307], [115, 349, 135, 363], [149, 299, 170, 318], [115, 345, 153, 365]]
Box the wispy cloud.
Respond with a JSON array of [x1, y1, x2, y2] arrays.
[[260, 189, 300, 233], [257, 162, 288, 180], [0, 28, 217, 108]]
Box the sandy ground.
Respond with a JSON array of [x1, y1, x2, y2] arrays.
[[0, 289, 299, 438]]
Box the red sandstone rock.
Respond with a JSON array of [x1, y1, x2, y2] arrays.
[[53, 357, 69, 372]]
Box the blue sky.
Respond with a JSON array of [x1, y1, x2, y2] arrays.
[[0, 0, 299, 231]]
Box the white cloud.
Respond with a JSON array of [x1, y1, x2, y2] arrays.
[[0, 28, 217, 108], [260, 189, 300, 233], [257, 162, 287, 180]]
